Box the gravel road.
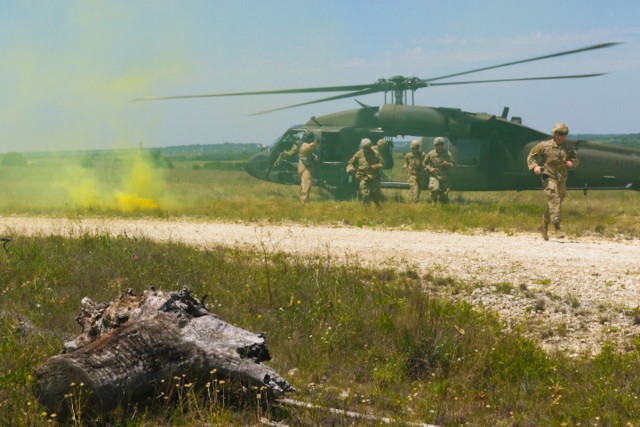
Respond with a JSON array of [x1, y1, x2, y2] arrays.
[[3, 216, 639, 356]]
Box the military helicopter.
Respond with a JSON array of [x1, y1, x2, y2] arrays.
[[138, 42, 640, 199]]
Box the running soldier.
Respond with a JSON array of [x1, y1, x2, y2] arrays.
[[527, 122, 579, 240], [425, 137, 453, 204], [403, 140, 428, 203], [297, 132, 320, 203], [346, 138, 385, 207]]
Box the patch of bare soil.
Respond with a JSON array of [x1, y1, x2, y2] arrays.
[[3, 216, 640, 356]]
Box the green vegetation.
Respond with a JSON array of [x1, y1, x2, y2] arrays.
[[0, 143, 639, 424], [1, 235, 640, 425], [0, 146, 639, 238], [1, 152, 28, 167]]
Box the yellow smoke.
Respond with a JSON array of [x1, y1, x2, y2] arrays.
[[65, 169, 101, 208], [58, 151, 165, 212], [114, 153, 164, 212], [1, 3, 190, 214]]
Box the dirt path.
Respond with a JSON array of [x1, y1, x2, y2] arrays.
[[3, 216, 640, 355]]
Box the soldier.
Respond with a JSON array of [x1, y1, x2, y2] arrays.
[[297, 131, 320, 203], [527, 122, 579, 240], [403, 139, 428, 203], [375, 138, 388, 154], [425, 137, 453, 204], [346, 138, 385, 207]]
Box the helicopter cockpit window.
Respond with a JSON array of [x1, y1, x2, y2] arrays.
[[270, 129, 307, 170], [455, 139, 481, 167]]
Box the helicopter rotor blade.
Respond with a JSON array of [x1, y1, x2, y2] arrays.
[[133, 83, 376, 102], [133, 42, 620, 114], [422, 42, 620, 83], [427, 73, 609, 86], [250, 88, 382, 116]]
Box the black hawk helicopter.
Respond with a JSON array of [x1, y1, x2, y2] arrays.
[[138, 42, 640, 199]]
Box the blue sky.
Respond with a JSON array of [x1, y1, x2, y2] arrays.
[[1, 0, 639, 152]]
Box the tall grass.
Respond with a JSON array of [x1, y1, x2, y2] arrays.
[[2, 152, 639, 237], [2, 235, 640, 425]]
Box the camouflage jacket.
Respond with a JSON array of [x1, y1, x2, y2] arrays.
[[527, 139, 579, 181], [347, 149, 385, 181], [425, 149, 453, 179], [403, 151, 428, 178]]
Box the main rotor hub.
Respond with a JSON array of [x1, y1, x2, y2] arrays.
[[375, 76, 426, 92], [374, 76, 427, 105]]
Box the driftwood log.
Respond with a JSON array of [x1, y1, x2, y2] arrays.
[[35, 286, 293, 415]]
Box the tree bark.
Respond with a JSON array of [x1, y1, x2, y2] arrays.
[[35, 286, 293, 415]]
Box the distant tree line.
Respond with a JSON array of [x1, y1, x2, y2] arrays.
[[575, 134, 640, 149], [160, 143, 261, 161], [1, 152, 27, 166]]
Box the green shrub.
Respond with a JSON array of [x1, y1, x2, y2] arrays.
[[1, 152, 27, 167]]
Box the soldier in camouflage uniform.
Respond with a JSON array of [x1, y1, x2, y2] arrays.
[[297, 132, 320, 203], [375, 138, 388, 154], [403, 140, 428, 203], [425, 137, 453, 204], [346, 138, 385, 207], [527, 123, 579, 240]]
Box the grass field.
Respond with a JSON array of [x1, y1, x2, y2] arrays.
[[1, 148, 640, 425], [2, 235, 640, 426], [1, 149, 639, 238]]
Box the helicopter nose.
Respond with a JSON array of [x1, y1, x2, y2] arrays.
[[244, 150, 271, 180]]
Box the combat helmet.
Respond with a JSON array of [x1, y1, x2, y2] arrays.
[[552, 123, 569, 135], [434, 137, 445, 145], [360, 138, 373, 149], [410, 140, 420, 149], [303, 131, 317, 142]]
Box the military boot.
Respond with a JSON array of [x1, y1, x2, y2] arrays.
[[539, 222, 549, 241], [554, 223, 565, 239]]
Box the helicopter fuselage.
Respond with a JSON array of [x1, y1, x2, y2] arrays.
[[244, 104, 640, 198]]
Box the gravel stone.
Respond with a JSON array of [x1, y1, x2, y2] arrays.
[[3, 216, 639, 356]]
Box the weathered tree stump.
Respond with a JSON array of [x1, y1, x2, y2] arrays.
[[35, 286, 293, 415]]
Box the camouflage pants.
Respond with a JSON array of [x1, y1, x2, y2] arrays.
[[542, 177, 566, 225], [408, 175, 427, 203], [298, 163, 313, 203], [359, 177, 381, 207], [428, 177, 449, 204]]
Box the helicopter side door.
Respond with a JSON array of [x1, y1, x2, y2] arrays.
[[315, 129, 361, 196], [448, 138, 490, 190]]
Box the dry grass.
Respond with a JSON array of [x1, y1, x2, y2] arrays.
[[1, 150, 639, 238], [2, 235, 640, 425]]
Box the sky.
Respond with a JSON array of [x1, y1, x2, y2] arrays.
[[1, 0, 639, 153]]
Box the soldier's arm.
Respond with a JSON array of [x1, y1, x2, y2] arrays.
[[346, 154, 357, 173], [424, 153, 437, 172], [420, 153, 428, 169], [283, 144, 298, 157], [441, 152, 453, 168], [527, 145, 543, 171]]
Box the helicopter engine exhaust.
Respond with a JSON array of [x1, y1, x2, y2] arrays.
[[376, 104, 476, 137]]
